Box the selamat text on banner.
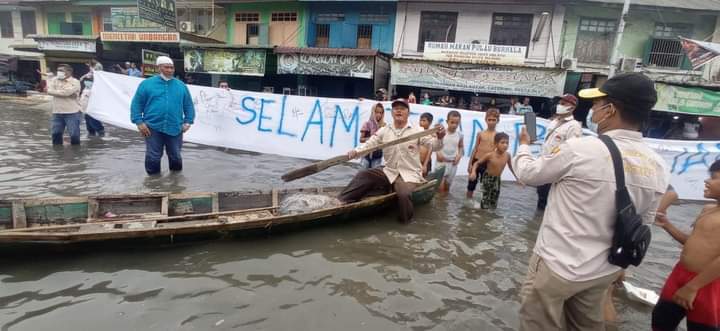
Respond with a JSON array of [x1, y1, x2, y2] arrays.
[[87, 71, 717, 200]]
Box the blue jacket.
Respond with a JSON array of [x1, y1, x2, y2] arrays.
[[130, 75, 195, 136]]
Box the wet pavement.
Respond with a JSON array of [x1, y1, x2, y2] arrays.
[[0, 98, 699, 330]]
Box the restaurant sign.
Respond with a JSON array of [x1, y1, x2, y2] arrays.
[[184, 48, 266, 76], [423, 42, 526, 66], [278, 54, 374, 79], [655, 83, 720, 117], [391, 59, 564, 97], [101, 32, 179, 43], [37, 38, 96, 53], [137, 0, 176, 29], [111, 7, 165, 32], [141, 49, 169, 77]]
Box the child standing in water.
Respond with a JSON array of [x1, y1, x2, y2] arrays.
[[419, 112, 434, 176], [437, 111, 464, 193], [468, 132, 517, 209], [652, 161, 720, 331], [359, 103, 386, 168], [467, 108, 500, 198]]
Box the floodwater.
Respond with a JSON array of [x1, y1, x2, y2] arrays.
[[0, 98, 701, 330]]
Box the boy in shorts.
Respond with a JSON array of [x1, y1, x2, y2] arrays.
[[419, 112, 434, 176], [437, 111, 464, 193], [467, 108, 499, 198], [468, 132, 517, 209]]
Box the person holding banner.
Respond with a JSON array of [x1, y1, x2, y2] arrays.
[[131, 56, 195, 175], [339, 99, 445, 223]]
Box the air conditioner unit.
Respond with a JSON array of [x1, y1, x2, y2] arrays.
[[179, 21, 195, 33], [619, 57, 642, 73], [561, 57, 577, 71]]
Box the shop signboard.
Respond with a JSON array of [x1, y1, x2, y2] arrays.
[[111, 7, 165, 32], [37, 38, 96, 53], [277, 54, 374, 79], [423, 42, 526, 66], [101, 32, 180, 43], [391, 59, 564, 98], [655, 83, 720, 117], [184, 48, 266, 76], [141, 49, 169, 77], [137, 0, 176, 30]]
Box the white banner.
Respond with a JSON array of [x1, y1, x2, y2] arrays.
[[423, 42, 526, 66], [88, 71, 718, 201]]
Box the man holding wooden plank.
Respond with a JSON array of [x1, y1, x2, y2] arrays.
[[338, 99, 446, 223]]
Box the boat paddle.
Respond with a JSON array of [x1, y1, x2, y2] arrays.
[[281, 126, 441, 182]]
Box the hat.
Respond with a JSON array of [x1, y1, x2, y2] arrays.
[[578, 73, 657, 108], [156, 56, 174, 66], [391, 98, 410, 109], [560, 93, 578, 106]]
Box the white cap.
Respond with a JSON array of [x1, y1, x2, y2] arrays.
[[156, 56, 174, 66]]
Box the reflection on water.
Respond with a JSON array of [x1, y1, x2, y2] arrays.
[[0, 100, 699, 330]]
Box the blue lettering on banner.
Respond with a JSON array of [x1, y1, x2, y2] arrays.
[[677, 143, 709, 175], [257, 98, 275, 133], [277, 95, 296, 137], [235, 96, 257, 125], [302, 99, 324, 144], [330, 105, 360, 147], [466, 119, 485, 157]]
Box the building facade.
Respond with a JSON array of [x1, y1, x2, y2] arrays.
[[0, 2, 43, 82]]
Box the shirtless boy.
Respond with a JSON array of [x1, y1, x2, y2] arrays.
[[652, 161, 720, 331], [467, 108, 500, 198], [468, 132, 517, 209]]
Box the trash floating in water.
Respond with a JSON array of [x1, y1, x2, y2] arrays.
[[623, 281, 659, 306], [280, 194, 342, 215]]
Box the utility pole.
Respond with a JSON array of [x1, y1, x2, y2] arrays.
[[608, 0, 631, 77]]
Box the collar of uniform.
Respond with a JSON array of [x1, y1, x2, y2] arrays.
[[603, 129, 643, 140]]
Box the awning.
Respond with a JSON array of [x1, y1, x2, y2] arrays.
[[274, 47, 381, 57], [655, 83, 720, 117], [16, 35, 98, 54]]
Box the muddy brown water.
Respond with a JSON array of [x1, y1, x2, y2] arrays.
[[0, 98, 700, 330]]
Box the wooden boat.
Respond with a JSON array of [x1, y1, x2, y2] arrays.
[[0, 169, 443, 246]]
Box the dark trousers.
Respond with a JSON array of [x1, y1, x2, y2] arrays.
[[537, 184, 551, 210], [338, 168, 418, 223], [145, 128, 183, 175], [84, 114, 105, 136], [51, 112, 81, 145]]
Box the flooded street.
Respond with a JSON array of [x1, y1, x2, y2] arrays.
[[0, 98, 700, 330]]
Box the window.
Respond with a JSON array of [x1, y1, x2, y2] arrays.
[[0, 12, 13, 38], [654, 23, 692, 38], [647, 38, 685, 68], [417, 11, 457, 52], [101, 9, 112, 32], [271, 12, 297, 22], [235, 12, 259, 22], [574, 18, 617, 63], [359, 14, 389, 24], [60, 22, 83, 35], [357, 24, 372, 49], [246, 23, 259, 45], [316, 13, 344, 23], [315, 24, 329, 47], [20, 11, 36, 37], [489, 13, 533, 47]]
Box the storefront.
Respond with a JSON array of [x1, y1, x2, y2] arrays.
[[273, 47, 391, 98], [21, 35, 98, 77], [647, 83, 720, 140]]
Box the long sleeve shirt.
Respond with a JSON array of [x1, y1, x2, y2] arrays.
[[130, 75, 195, 136], [512, 129, 669, 282], [47, 77, 81, 114], [541, 116, 582, 156], [355, 124, 442, 184]]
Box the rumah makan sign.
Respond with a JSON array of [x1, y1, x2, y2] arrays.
[[423, 42, 526, 66], [100, 32, 180, 43], [88, 71, 718, 201]]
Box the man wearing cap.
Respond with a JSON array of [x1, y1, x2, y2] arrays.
[[512, 73, 669, 330], [338, 99, 445, 223], [536, 93, 582, 210], [131, 56, 195, 175]]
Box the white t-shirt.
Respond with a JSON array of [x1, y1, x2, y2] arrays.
[[439, 129, 462, 161]]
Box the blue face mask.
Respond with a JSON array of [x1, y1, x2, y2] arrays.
[[586, 104, 611, 134], [84, 81, 93, 89]]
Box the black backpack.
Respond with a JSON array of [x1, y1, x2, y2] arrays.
[[599, 135, 652, 269]]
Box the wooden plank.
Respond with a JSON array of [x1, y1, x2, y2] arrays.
[[22, 197, 88, 207], [11, 201, 27, 229], [160, 196, 169, 216], [272, 189, 278, 209], [211, 193, 219, 213], [88, 198, 100, 220]]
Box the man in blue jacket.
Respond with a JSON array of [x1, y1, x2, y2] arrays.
[[131, 56, 195, 175]]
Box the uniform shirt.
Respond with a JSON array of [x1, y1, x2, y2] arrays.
[[541, 116, 582, 156], [47, 77, 81, 114], [355, 124, 442, 184], [130, 75, 195, 136], [512, 129, 669, 282]]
